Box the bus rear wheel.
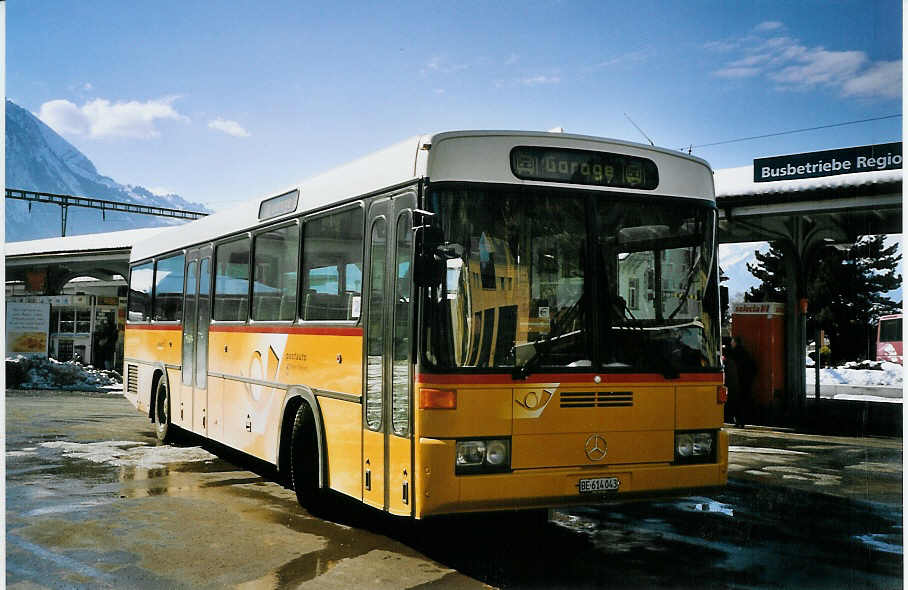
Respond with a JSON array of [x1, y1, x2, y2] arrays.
[[290, 404, 325, 514], [154, 377, 174, 443]]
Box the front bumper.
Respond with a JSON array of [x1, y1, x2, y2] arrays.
[[415, 430, 729, 517]]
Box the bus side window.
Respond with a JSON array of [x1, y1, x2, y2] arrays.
[[128, 262, 154, 322], [252, 224, 299, 321], [213, 237, 251, 321], [153, 253, 185, 321], [301, 207, 364, 321]]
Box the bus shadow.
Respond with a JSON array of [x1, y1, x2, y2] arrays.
[[162, 429, 733, 588]]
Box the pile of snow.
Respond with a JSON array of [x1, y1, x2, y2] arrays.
[[6, 355, 122, 392], [806, 361, 902, 387], [38, 440, 215, 469]]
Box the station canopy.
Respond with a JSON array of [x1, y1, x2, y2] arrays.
[[714, 165, 901, 244]]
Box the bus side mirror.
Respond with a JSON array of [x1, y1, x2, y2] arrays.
[[413, 224, 464, 287], [414, 224, 445, 287]]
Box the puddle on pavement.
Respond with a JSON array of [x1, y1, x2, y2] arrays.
[[763, 465, 810, 474], [844, 461, 903, 477], [854, 533, 903, 555], [729, 446, 808, 455], [13, 443, 441, 589], [674, 498, 735, 517], [37, 440, 217, 469]]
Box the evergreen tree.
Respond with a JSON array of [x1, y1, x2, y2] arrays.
[[744, 243, 787, 303], [718, 268, 730, 325], [745, 235, 901, 363]]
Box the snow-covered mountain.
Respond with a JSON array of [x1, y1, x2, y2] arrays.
[[719, 242, 767, 302], [5, 100, 209, 242]]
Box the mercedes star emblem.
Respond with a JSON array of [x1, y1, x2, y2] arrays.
[[584, 434, 607, 461]]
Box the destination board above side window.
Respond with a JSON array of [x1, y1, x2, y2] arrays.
[[510, 146, 659, 190], [259, 189, 299, 221]]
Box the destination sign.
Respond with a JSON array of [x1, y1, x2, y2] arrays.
[[259, 189, 299, 221], [510, 147, 659, 190], [753, 142, 902, 183]]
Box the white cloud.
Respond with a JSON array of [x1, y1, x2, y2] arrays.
[[520, 75, 560, 86], [754, 21, 784, 32], [208, 118, 251, 138], [38, 96, 189, 139], [708, 26, 900, 99], [770, 48, 866, 88], [727, 54, 771, 68], [504, 53, 519, 66], [420, 55, 468, 76], [713, 66, 762, 79], [425, 56, 442, 71], [38, 99, 91, 135], [703, 40, 739, 52], [841, 60, 902, 99], [720, 242, 766, 268], [146, 186, 175, 196]]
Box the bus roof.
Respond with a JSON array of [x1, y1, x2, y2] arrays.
[[131, 130, 714, 263]]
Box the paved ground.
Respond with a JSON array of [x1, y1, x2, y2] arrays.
[[726, 424, 902, 508], [6, 390, 903, 589]]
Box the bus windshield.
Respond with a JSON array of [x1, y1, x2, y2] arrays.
[[422, 185, 720, 374]]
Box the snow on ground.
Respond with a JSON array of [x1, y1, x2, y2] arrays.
[[6, 355, 122, 392], [806, 361, 903, 387], [33, 440, 216, 469]]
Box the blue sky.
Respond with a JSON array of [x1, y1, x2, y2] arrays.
[[8, 1, 902, 210]]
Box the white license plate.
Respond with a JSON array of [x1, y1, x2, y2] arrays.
[[578, 477, 620, 493]]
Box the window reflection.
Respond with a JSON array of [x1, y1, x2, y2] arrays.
[[423, 187, 720, 373]]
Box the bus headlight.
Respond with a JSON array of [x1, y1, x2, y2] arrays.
[[693, 432, 713, 456], [485, 440, 509, 466], [676, 434, 693, 458], [456, 441, 486, 466], [456, 438, 510, 474], [674, 431, 716, 464]]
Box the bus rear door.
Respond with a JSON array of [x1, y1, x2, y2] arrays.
[[180, 246, 212, 435], [363, 192, 416, 515]]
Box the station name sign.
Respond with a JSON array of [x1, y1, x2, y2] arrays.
[[753, 142, 902, 183]]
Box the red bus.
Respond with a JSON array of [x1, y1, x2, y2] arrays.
[[876, 314, 902, 364]]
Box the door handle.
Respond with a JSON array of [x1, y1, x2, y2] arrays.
[[402, 468, 409, 504]]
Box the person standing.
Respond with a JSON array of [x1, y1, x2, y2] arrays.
[[95, 318, 118, 370], [725, 336, 756, 428]]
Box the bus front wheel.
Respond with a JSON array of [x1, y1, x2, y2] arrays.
[[154, 377, 174, 443], [290, 404, 324, 513]]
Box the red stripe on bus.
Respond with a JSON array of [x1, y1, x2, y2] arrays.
[[125, 324, 181, 331], [209, 324, 363, 336], [126, 324, 362, 336], [416, 372, 722, 385]]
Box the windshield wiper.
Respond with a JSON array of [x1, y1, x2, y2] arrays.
[[513, 293, 585, 379]]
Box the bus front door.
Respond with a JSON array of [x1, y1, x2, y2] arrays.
[[363, 192, 416, 515], [180, 247, 212, 435]]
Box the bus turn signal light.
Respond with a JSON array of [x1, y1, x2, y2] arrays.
[[717, 385, 728, 404], [419, 388, 457, 410]]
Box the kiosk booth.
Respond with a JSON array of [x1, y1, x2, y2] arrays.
[[731, 302, 786, 422]]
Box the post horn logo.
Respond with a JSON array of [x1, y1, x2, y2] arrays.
[[515, 389, 555, 418], [584, 434, 607, 461]]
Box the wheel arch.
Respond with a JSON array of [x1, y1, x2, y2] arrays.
[[277, 386, 328, 489]]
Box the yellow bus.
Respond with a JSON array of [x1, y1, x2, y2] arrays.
[[124, 130, 727, 518]]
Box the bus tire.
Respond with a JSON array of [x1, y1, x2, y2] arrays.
[[290, 404, 324, 513], [154, 377, 174, 443]]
